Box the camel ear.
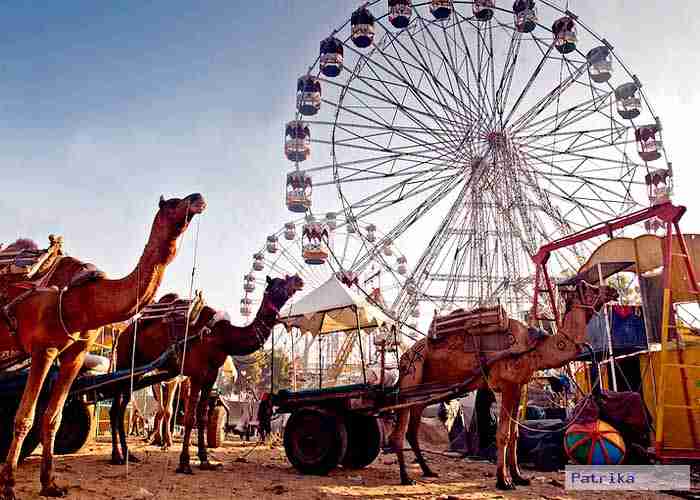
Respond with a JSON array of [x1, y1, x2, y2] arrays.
[[159, 195, 166, 209], [266, 276, 272, 286], [285, 274, 290, 280]]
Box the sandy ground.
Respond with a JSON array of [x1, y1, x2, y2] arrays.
[[9, 437, 687, 500]]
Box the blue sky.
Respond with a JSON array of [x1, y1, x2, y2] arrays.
[[2, 1, 699, 321]]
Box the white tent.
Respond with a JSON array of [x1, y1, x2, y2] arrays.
[[278, 275, 393, 336]]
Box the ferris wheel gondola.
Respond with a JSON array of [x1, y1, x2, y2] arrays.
[[279, 0, 674, 329], [240, 215, 410, 319]]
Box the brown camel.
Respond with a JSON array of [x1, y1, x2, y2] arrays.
[[388, 280, 618, 489], [109, 274, 304, 472], [0, 193, 206, 500]]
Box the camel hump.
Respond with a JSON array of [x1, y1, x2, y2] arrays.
[[158, 293, 180, 303], [1, 238, 39, 253]]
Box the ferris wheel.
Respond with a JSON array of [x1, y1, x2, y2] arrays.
[[239, 214, 414, 321], [282, 0, 673, 326]]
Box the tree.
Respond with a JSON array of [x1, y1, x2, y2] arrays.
[[259, 348, 292, 393]]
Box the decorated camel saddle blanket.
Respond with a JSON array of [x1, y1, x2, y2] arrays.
[[0, 235, 64, 287], [428, 305, 549, 354], [428, 305, 509, 339], [139, 290, 205, 325]]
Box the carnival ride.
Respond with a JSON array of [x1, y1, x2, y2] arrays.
[[281, 0, 672, 328], [265, 0, 692, 478], [240, 214, 411, 388]]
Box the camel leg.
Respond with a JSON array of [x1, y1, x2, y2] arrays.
[[406, 404, 437, 478], [0, 348, 57, 500], [148, 384, 164, 447], [175, 379, 200, 475], [161, 380, 179, 450], [115, 391, 140, 464], [38, 345, 89, 497], [388, 407, 414, 485], [196, 380, 221, 470], [506, 384, 529, 486], [496, 383, 518, 491], [109, 392, 125, 464]]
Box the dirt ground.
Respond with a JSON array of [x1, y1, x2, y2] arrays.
[[9, 437, 688, 500]]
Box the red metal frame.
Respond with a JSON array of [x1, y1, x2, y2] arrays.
[[530, 202, 686, 326], [529, 201, 700, 460]]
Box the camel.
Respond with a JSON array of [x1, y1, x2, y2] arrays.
[[388, 280, 618, 489], [109, 274, 304, 472], [0, 193, 206, 500]]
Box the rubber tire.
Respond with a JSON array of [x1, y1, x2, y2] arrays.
[[0, 399, 40, 462], [283, 408, 348, 476], [341, 415, 381, 469], [207, 406, 226, 449], [55, 399, 93, 455]]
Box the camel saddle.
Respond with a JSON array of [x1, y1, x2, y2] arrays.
[[0, 235, 107, 370], [137, 290, 207, 369], [0, 235, 64, 285], [139, 290, 206, 326], [428, 305, 549, 355], [429, 305, 509, 339]]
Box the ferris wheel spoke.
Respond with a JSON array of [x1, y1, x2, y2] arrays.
[[323, 83, 466, 147], [452, 12, 497, 119], [349, 174, 465, 272], [326, 69, 468, 134], [376, 21, 488, 130], [493, 30, 523, 123], [348, 37, 469, 132], [515, 90, 614, 134], [520, 152, 640, 208], [507, 59, 589, 131], [329, 104, 461, 156], [442, 15, 497, 124], [411, 15, 486, 126], [347, 65, 463, 147], [345, 172, 462, 216], [355, 47, 464, 162]]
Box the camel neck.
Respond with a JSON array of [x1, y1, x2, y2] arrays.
[[218, 302, 277, 357], [533, 305, 588, 370], [61, 215, 181, 331]]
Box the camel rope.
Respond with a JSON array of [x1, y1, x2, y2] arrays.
[[125, 261, 141, 476], [171, 212, 202, 453]]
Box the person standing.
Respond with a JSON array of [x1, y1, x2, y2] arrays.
[[257, 393, 272, 442]]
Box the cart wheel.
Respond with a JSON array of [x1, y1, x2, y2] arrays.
[[55, 399, 94, 455], [283, 408, 347, 475], [207, 406, 226, 448], [342, 415, 381, 469]]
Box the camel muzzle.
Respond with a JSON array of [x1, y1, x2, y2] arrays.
[[184, 193, 206, 213]]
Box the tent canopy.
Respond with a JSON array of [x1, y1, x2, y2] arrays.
[[278, 275, 393, 336], [571, 233, 700, 303]]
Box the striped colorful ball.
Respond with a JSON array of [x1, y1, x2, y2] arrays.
[[564, 420, 626, 465]]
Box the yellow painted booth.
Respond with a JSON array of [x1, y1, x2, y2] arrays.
[[570, 233, 700, 460]]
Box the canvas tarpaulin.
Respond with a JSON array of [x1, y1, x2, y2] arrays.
[[576, 233, 700, 304], [278, 275, 393, 336]]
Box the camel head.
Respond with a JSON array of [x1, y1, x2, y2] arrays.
[[262, 274, 304, 314], [154, 193, 207, 239], [560, 280, 618, 322]]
